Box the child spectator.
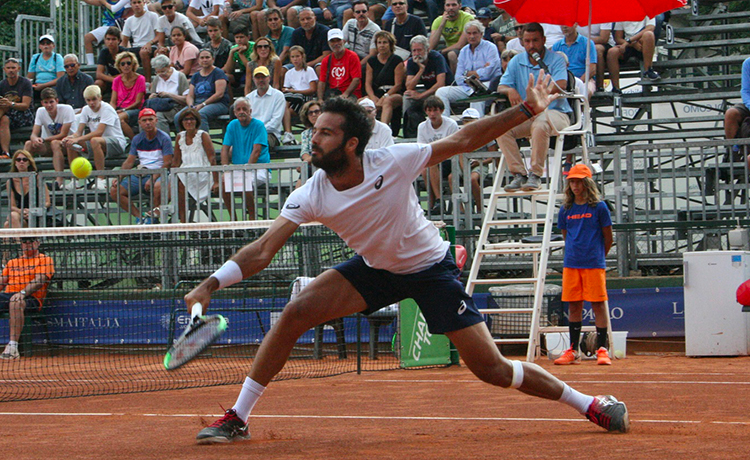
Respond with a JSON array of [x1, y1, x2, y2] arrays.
[[282, 45, 318, 123], [222, 27, 255, 88], [83, 0, 132, 66], [554, 164, 614, 366], [27, 35, 65, 94], [95, 27, 127, 92], [204, 17, 233, 70]]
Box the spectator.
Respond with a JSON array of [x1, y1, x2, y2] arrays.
[[264, 8, 295, 64], [27, 35, 65, 94], [429, 0, 473, 74], [110, 108, 173, 224], [121, 0, 160, 85], [435, 20, 501, 116], [318, 28, 361, 101], [173, 108, 219, 223], [175, 49, 231, 133], [282, 46, 319, 126], [297, 99, 321, 179], [417, 95, 458, 214], [0, 57, 34, 159], [24, 88, 76, 190], [146, 54, 189, 134], [221, 0, 262, 40], [111, 51, 147, 139], [552, 24, 597, 97], [55, 54, 94, 113], [500, 48, 519, 73], [186, 0, 224, 31], [358, 98, 393, 149], [725, 57, 750, 160], [61, 85, 128, 191], [0, 237, 55, 360], [251, 1, 304, 39], [577, 23, 614, 92], [381, 0, 438, 26], [505, 24, 525, 52], [289, 8, 331, 70], [402, 35, 452, 138], [204, 17, 233, 70], [168, 26, 201, 77], [248, 66, 294, 146], [245, 37, 283, 93], [382, 0, 426, 58], [496, 22, 571, 192], [221, 96, 269, 220], [475, 8, 502, 48], [490, 7, 518, 52], [319, 0, 353, 29], [342, 1, 379, 64], [542, 24, 564, 47], [155, 0, 203, 48], [607, 17, 659, 93], [82, 0, 131, 66], [94, 26, 126, 92], [222, 27, 255, 88], [341, 0, 388, 28], [448, 107, 496, 214], [4, 150, 50, 229], [364, 30, 403, 126]]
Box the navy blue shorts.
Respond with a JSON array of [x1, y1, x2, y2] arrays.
[[0, 291, 41, 313], [334, 249, 484, 334]]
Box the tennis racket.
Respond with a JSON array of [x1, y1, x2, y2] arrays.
[[164, 303, 228, 370]]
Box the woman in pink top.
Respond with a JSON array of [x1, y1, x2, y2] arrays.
[[111, 51, 146, 139], [168, 26, 200, 78]]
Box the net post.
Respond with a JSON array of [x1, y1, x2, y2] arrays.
[[356, 312, 362, 374]]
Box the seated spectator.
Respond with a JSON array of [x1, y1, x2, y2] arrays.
[[186, 0, 223, 32], [174, 49, 231, 133], [248, 66, 294, 146], [4, 150, 50, 229], [342, 0, 379, 65], [250, 2, 299, 40], [24, 88, 76, 189], [297, 99, 321, 186], [382, 0, 426, 58], [542, 23, 564, 47], [264, 7, 295, 63], [221, 96, 269, 220], [0, 57, 34, 158], [110, 108, 173, 224], [577, 23, 614, 92], [111, 51, 147, 139], [204, 17, 233, 70], [607, 17, 659, 94], [221, 0, 261, 40], [359, 98, 394, 149], [55, 54, 94, 113], [83, 0, 132, 66], [146, 54, 189, 134], [724, 57, 750, 162], [27, 35, 65, 94], [381, 0, 438, 27], [94, 26, 126, 93], [121, 0, 160, 85], [475, 8, 502, 48], [0, 236, 55, 360], [173, 108, 219, 223], [61, 85, 128, 191], [364, 31, 404, 126], [429, 0, 473, 74], [489, 7, 518, 52], [435, 20, 501, 115], [500, 48, 520, 73], [448, 107, 496, 214], [282, 46, 319, 125], [505, 24, 525, 53], [318, 28, 361, 101], [168, 26, 201, 77], [318, 0, 353, 29], [496, 22, 571, 192], [417, 96, 458, 214], [289, 8, 331, 70], [155, 0, 203, 49], [552, 24, 597, 97], [402, 34, 453, 138], [245, 37, 283, 93], [222, 27, 255, 87]]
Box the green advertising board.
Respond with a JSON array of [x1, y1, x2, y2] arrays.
[[399, 298, 451, 367]]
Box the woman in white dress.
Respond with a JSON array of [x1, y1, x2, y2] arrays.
[[172, 108, 219, 223]]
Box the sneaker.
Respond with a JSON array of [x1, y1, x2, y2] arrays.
[[642, 68, 660, 81], [585, 395, 630, 433], [0, 152, 10, 160], [0, 345, 19, 359], [596, 347, 612, 365], [553, 347, 580, 365], [504, 173, 527, 192], [522, 173, 541, 191], [135, 217, 153, 225], [196, 408, 251, 444], [92, 177, 109, 191], [63, 180, 81, 191], [281, 131, 297, 145], [429, 201, 442, 215]]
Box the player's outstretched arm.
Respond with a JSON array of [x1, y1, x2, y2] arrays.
[[428, 70, 557, 167], [185, 217, 300, 314]]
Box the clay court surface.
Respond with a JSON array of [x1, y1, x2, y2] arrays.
[[1, 354, 748, 459]]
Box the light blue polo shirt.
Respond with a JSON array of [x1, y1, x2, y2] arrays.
[[223, 118, 270, 165], [551, 33, 597, 79], [499, 50, 571, 113]]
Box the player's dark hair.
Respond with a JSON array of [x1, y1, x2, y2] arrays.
[[423, 95, 444, 111], [321, 97, 372, 157]]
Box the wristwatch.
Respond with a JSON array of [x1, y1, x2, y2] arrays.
[[19, 290, 27, 297], [625, 38, 631, 44], [11, 101, 15, 107]]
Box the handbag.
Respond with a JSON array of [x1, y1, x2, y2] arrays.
[[145, 97, 175, 112]]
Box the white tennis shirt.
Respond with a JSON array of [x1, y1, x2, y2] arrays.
[[280, 143, 450, 274]]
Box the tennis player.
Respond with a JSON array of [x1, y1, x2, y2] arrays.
[[185, 71, 630, 444]]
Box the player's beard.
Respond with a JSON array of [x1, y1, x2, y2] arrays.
[[311, 140, 350, 176]]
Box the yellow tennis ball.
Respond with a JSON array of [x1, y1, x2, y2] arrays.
[[70, 157, 92, 179]]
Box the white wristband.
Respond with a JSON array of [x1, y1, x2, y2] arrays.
[[211, 260, 243, 289]]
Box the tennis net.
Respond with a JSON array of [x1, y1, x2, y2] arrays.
[[0, 221, 403, 402]]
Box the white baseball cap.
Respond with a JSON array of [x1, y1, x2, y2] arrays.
[[461, 108, 481, 119], [358, 98, 376, 109], [327, 29, 344, 41], [39, 34, 55, 44]]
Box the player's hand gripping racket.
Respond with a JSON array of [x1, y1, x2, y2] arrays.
[[164, 303, 228, 370]]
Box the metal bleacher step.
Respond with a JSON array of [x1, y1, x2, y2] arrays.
[[689, 10, 750, 22], [671, 23, 750, 37], [665, 37, 750, 50], [596, 129, 725, 144], [621, 90, 738, 104], [653, 55, 748, 69], [610, 115, 725, 127]]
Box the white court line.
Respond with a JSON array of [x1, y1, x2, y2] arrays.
[[0, 412, 747, 426], [364, 379, 750, 385]]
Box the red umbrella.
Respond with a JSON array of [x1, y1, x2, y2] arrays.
[[494, 0, 687, 27]]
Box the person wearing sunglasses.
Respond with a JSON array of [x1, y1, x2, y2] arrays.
[[55, 54, 94, 113], [0, 58, 34, 159], [4, 150, 50, 229], [382, 0, 427, 54], [244, 37, 283, 93], [341, 0, 380, 64], [155, 0, 203, 51]]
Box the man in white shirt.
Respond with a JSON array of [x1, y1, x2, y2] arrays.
[[61, 85, 128, 191], [187, 87, 630, 445], [121, 0, 160, 84], [155, 0, 203, 49], [186, 0, 224, 30], [247, 66, 295, 147], [358, 98, 393, 149], [342, 0, 379, 64], [607, 16, 659, 93], [417, 95, 458, 214]]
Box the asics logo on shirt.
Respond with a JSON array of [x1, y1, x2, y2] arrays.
[[374, 175, 383, 190], [457, 300, 467, 315]]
